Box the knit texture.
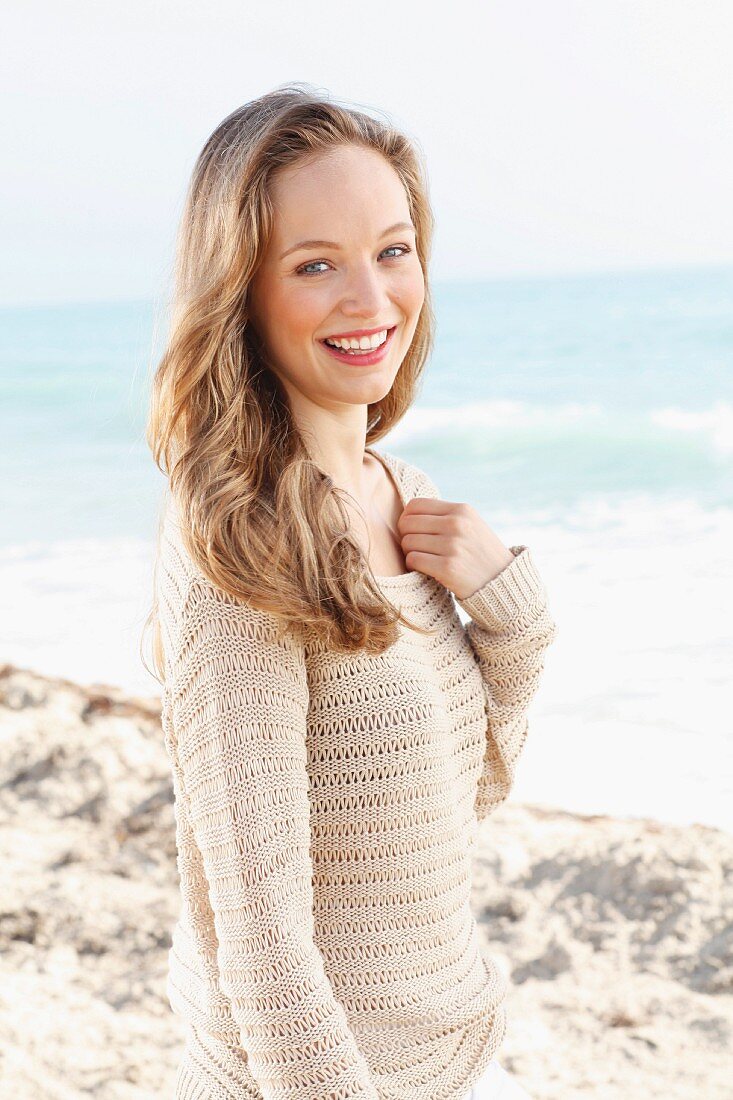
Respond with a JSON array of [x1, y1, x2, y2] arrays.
[[157, 449, 558, 1100]]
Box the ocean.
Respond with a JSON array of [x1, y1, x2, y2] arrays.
[[2, 264, 731, 832]]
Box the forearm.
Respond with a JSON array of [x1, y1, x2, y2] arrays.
[[456, 545, 558, 822]]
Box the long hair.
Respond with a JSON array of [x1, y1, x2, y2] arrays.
[[142, 82, 437, 684]]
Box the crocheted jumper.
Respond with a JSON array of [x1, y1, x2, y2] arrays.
[[157, 449, 558, 1100]]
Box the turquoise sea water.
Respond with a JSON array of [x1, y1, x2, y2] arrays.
[[2, 264, 732, 830], [2, 265, 731, 542]]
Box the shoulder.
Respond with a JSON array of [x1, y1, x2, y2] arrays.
[[159, 556, 307, 699], [373, 447, 443, 502], [156, 494, 292, 644], [157, 493, 198, 590]]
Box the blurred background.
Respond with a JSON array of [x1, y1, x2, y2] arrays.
[[1, 3, 731, 1097]]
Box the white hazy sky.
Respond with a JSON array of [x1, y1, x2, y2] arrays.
[[3, 0, 732, 306]]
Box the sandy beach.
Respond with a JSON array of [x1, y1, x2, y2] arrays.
[[1, 661, 730, 1099]]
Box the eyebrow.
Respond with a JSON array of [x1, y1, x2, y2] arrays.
[[278, 221, 416, 261]]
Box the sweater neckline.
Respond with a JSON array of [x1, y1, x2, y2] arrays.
[[364, 447, 430, 588]]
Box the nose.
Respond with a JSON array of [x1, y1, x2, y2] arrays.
[[338, 262, 391, 320]]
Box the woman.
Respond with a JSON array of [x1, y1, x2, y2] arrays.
[[146, 83, 557, 1100]]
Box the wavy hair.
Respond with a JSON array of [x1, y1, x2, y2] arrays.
[[142, 82, 437, 683]]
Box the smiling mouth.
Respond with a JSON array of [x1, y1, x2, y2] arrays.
[[319, 325, 398, 360]]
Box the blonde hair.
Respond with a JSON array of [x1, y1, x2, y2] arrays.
[[142, 82, 437, 683]]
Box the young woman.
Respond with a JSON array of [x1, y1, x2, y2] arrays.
[[146, 83, 557, 1100]]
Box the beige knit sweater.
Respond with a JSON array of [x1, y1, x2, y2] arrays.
[[157, 449, 558, 1100]]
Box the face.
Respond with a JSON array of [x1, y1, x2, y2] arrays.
[[247, 144, 425, 417]]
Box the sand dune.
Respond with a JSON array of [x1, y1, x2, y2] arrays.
[[1, 663, 730, 1099]]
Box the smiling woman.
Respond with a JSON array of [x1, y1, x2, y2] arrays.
[[144, 82, 553, 1100], [147, 86, 438, 657], [246, 142, 426, 433]]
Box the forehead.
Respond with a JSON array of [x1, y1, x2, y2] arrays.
[[268, 146, 410, 242]]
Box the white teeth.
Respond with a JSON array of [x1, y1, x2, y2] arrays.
[[324, 328, 389, 351]]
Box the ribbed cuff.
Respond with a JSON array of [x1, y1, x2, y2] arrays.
[[456, 545, 549, 632]]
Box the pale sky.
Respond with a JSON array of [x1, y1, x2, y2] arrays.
[[3, 0, 732, 306]]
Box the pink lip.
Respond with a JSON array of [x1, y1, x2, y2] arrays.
[[323, 324, 397, 340], [319, 325, 397, 367]]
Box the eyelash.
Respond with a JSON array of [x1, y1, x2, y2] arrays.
[[295, 245, 412, 277]]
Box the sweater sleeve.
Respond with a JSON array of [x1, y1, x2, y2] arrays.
[[168, 575, 380, 1100], [403, 457, 558, 824], [455, 545, 559, 823]]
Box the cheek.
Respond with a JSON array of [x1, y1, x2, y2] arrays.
[[273, 285, 327, 343], [394, 261, 426, 317]]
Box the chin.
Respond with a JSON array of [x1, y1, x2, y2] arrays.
[[337, 373, 396, 404]]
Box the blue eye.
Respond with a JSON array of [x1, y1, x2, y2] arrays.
[[296, 244, 412, 277], [297, 260, 330, 276]]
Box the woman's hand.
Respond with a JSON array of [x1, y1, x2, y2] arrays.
[[397, 497, 515, 601]]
